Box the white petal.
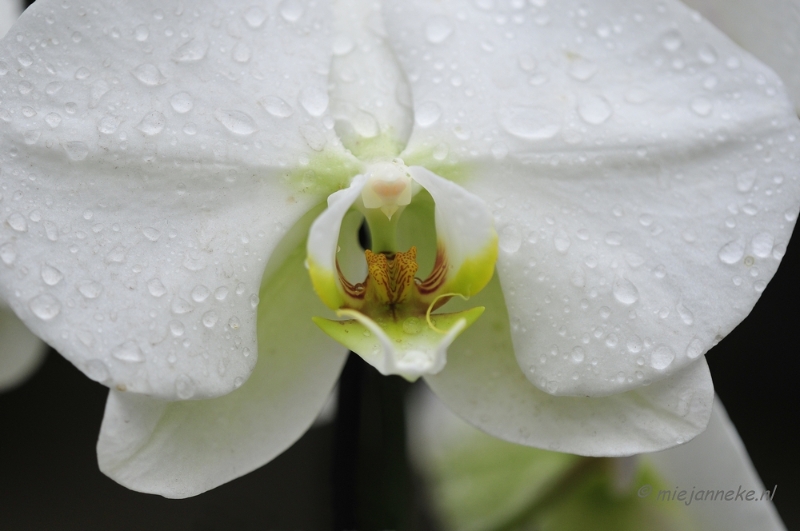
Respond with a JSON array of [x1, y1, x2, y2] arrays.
[[683, 0, 800, 112], [329, 0, 413, 158], [0, 0, 354, 398], [425, 274, 714, 456], [0, 305, 45, 391], [647, 399, 786, 531], [385, 0, 800, 396], [97, 212, 347, 497]]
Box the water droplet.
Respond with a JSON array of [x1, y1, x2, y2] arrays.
[[45, 81, 63, 95], [299, 85, 329, 116], [676, 302, 694, 325], [175, 374, 196, 399], [214, 286, 230, 301], [142, 227, 161, 241], [74, 67, 91, 80], [191, 285, 210, 302], [571, 346, 585, 363], [172, 297, 194, 314], [202, 310, 218, 328], [754, 280, 767, 293], [147, 278, 167, 297], [300, 125, 326, 151], [105, 246, 126, 263], [228, 316, 241, 330], [686, 337, 703, 359], [170, 92, 193, 113], [697, 44, 717, 64], [250, 294, 260, 309], [626, 335, 643, 353], [402, 317, 422, 335], [97, 115, 121, 134], [172, 39, 208, 62], [751, 232, 774, 258], [45, 113, 62, 128], [244, 7, 267, 28], [279, 0, 304, 22], [169, 320, 185, 336], [736, 170, 756, 192], [718, 239, 745, 264], [41, 263, 63, 286], [689, 97, 712, 117], [260, 95, 294, 118], [651, 345, 675, 370], [425, 16, 454, 43], [131, 63, 165, 86], [0, 243, 16, 265], [7, 212, 27, 232], [64, 141, 89, 161], [661, 30, 683, 51], [134, 24, 150, 41], [137, 111, 166, 135], [604, 232, 622, 246], [578, 95, 612, 125], [554, 230, 571, 253], [29, 294, 61, 320], [232, 42, 252, 63], [612, 278, 639, 305], [498, 106, 560, 140], [213, 109, 258, 135], [85, 359, 110, 382], [77, 280, 103, 299], [568, 58, 598, 81], [499, 225, 522, 253], [415, 101, 442, 127], [332, 35, 354, 56], [183, 123, 197, 135]]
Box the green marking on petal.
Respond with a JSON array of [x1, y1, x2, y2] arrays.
[[306, 257, 345, 311], [313, 306, 484, 381], [442, 233, 499, 298], [343, 130, 407, 161], [287, 148, 363, 196]]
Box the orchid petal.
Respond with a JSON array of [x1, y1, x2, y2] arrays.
[[683, 0, 800, 112], [97, 209, 347, 497], [0, 0, 354, 399], [425, 273, 714, 456], [0, 305, 45, 391], [385, 0, 800, 396], [647, 399, 786, 531], [329, 0, 413, 159]]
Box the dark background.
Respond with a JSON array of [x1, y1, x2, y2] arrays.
[[2, 0, 799, 529]]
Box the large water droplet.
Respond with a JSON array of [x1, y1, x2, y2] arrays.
[[175, 374, 196, 399], [554, 230, 571, 253], [112, 340, 144, 363], [499, 225, 522, 253], [77, 280, 103, 299], [172, 39, 208, 62], [661, 30, 683, 52], [29, 294, 61, 321], [415, 102, 442, 127], [244, 7, 267, 28], [41, 263, 63, 286], [7, 212, 27, 232], [751, 232, 774, 258], [170, 92, 193, 114], [425, 16, 454, 44], [131, 63, 165, 86], [676, 302, 694, 325], [85, 359, 110, 382], [279, 0, 304, 22], [650, 345, 675, 370], [689, 97, 712, 117], [571, 346, 585, 363], [498, 106, 560, 140], [214, 109, 258, 135], [0, 243, 16, 265], [686, 337, 704, 359], [612, 278, 639, 305], [202, 310, 218, 328], [718, 239, 745, 264], [299, 86, 329, 117], [147, 278, 167, 297], [137, 111, 166, 135], [97, 116, 121, 134], [568, 58, 598, 81], [260, 95, 294, 118], [191, 284, 210, 302], [736, 170, 756, 192], [578, 95, 612, 125]]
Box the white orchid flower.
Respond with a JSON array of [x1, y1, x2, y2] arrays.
[[410, 387, 786, 531], [0, 0, 46, 392], [0, 0, 797, 498]]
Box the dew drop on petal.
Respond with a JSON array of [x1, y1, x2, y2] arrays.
[[751, 232, 774, 258], [147, 278, 167, 297], [299, 86, 329, 117], [499, 225, 522, 253], [170, 92, 193, 113], [30, 294, 61, 320], [137, 111, 166, 135], [651, 345, 675, 370], [131, 63, 165, 86], [244, 7, 267, 28], [260, 95, 294, 118], [64, 141, 89, 161], [175, 374, 196, 399], [77, 280, 103, 299], [172, 39, 208, 62], [498, 106, 560, 140], [7, 212, 27, 232], [214, 109, 258, 135], [686, 337, 704, 359], [415, 102, 442, 127], [191, 285, 210, 302], [0, 243, 16, 265], [425, 16, 454, 44], [690, 97, 712, 116], [676, 302, 694, 325], [577, 95, 612, 125], [279, 0, 304, 22], [554, 230, 571, 253], [718, 239, 745, 264], [41, 263, 63, 286], [202, 310, 218, 328], [571, 347, 585, 363], [85, 359, 110, 382], [612, 278, 639, 305]]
